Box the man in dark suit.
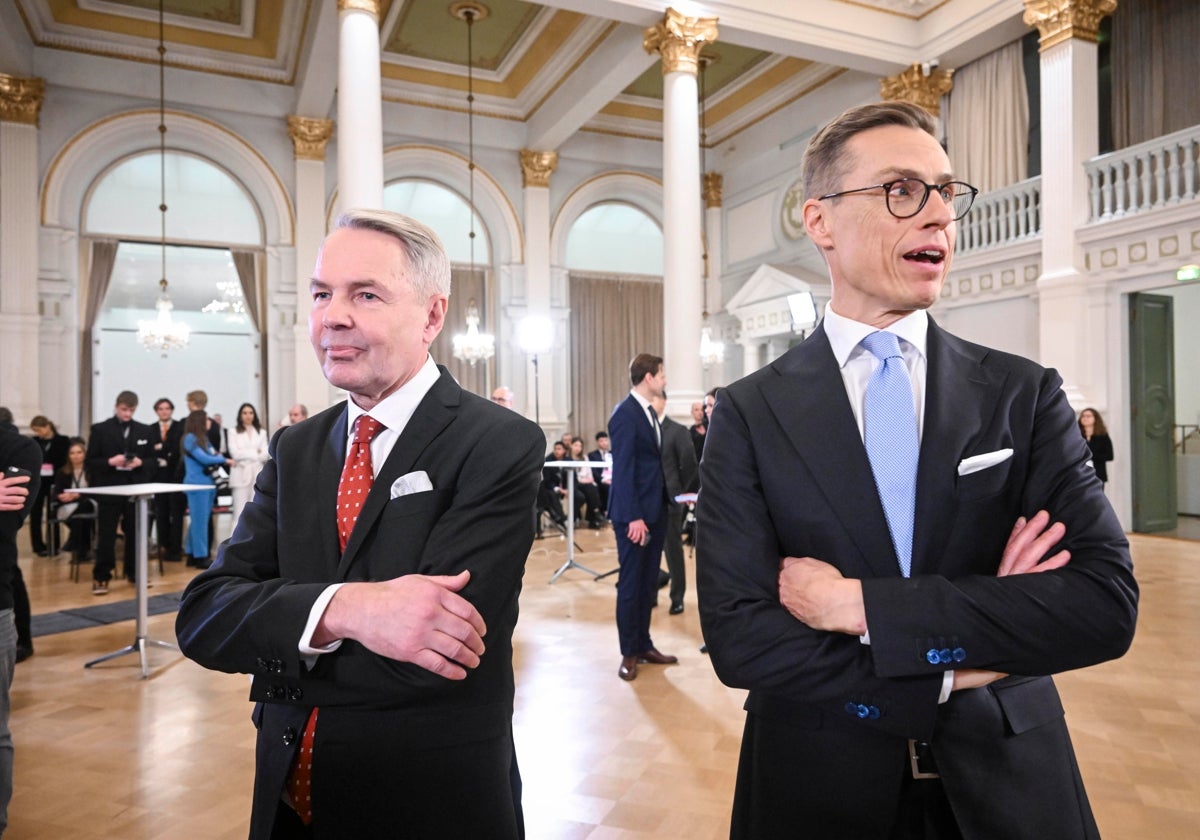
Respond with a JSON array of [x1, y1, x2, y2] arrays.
[[175, 209, 543, 839], [651, 393, 698, 614], [85, 390, 152, 593], [586, 431, 612, 517], [150, 397, 185, 562], [697, 102, 1137, 840], [607, 353, 677, 681]]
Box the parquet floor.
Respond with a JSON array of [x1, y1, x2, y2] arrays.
[[6, 525, 1199, 838]]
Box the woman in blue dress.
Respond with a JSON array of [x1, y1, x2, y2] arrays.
[[181, 409, 230, 568]]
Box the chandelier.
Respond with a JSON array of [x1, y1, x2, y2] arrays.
[[450, 2, 495, 369], [697, 55, 723, 370], [136, 0, 189, 356], [202, 279, 247, 321]]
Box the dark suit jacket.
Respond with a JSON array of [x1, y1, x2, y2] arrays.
[[84, 417, 153, 487], [149, 419, 184, 481], [175, 369, 544, 839], [697, 320, 1137, 839], [1, 427, 41, 610], [606, 395, 666, 525], [660, 416, 698, 501]]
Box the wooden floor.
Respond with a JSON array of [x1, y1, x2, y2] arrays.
[[7, 524, 1200, 838]]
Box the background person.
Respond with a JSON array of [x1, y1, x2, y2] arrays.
[[651, 393, 698, 615], [27, 416, 68, 557], [150, 397, 185, 562], [180, 410, 230, 569], [1078, 407, 1114, 484], [227, 402, 269, 530], [568, 437, 603, 529], [54, 438, 93, 562]]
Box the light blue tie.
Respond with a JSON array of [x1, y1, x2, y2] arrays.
[[861, 331, 919, 577]]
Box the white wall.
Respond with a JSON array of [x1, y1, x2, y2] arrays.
[[934, 295, 1039, 360]]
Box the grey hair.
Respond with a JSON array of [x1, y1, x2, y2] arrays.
[[334, 208, 452, 299]]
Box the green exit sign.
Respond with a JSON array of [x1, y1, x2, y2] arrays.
[[1177, 264, 1200, 281]]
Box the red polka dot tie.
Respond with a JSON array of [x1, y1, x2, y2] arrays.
[[286, 413, 385, 825]]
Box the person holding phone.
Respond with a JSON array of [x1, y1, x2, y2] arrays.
[[85, 391, 152, 595]]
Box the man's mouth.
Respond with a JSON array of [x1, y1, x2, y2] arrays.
[[903, 248, 945, 265]]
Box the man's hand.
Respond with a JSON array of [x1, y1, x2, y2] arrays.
[[778, 557, 866, 636], [314, 570, 487, 680], [998, 510, 1070, 576], [627, 519, 649, 546], [0, 474, 31, 512]]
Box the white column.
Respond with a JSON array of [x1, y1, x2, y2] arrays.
[[644, 9, 717, 417], [336, 0, 383, 210], [0, 76, 44, 423], [1024, 0, 1113, 407], [519, 150, 561, 430], [741, 340, 763, 378]]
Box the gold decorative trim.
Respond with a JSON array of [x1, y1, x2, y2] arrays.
[[287, 116, 335, 161], [880, 63, 954, 116], [338, 0, 380, 16], [1023, 0, 1117, 51], [519, 150, 558, 188], [0, 74, 45, 126], [643, 7, 718, 77], [703, 172, 723, 208]]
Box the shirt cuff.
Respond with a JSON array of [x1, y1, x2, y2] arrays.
[[298, 583, 346, 658], [937, 670, 954, 704]]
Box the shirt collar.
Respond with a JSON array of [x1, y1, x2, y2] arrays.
[[823, 305, 928, 368], [345, 355, 440, 437], [629, 389, 654, 415]]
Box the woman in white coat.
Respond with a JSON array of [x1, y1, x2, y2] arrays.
[[226, 402, 269, 530]]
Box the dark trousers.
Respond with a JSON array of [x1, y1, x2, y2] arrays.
[[573, 483, 602, 526], [95, 497, 136, 583], [662, 503, 686, 607], [154, 491, 185, 558], [28, 483, 55, 554], [613, 516, 667, 656], [11, 566, 30, 650]]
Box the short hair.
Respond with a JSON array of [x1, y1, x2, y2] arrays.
[[335, 209, 452, 300], [116, 390, 139, 409], [291, 404, 309, 418], [629, 353, 663, 387], [154, 398, 174, 411], [0, 407, 11, 425], [802, 101, 939, 201], [595, 430, 608, 441], [30, 415, 54, 432], [186, 390, 207, 409]]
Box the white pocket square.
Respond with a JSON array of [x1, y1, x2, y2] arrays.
[[957, 448, 1013, 477], [390, 470, 433, 498]]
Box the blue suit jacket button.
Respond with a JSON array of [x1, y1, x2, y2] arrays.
[[953, 647, 967, 663], [938, 648, 953, 664], [926, 649, 941, 665], [845, 702, 859, 717], [868, 706, 880, 719], [856, 704, 870, 719]]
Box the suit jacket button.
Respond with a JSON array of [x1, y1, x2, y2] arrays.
[[856, 704, 870, 719], [938, 648, 953, 664], [282, 727, 296, 746], [925, 649, 940, 665], [952, 647, 967, 663], [289, 688, 303, 701], [844, 702, 859, 717], [256, 657, 268, 671], [868, 706, 881, 719], [273, 660, 285, 673], [265, 686, 279, 700]]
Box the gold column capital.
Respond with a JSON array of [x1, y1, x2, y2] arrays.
[[879, 63, 954, 117], [643, 7, 718, 76], [337, 0, 380, 16], [1023, 0, 1116, 51], [0, 74, 45, 126], [519, 149, 558, 188], [703, 172, 723, 208], [287, 116, 335, 161]]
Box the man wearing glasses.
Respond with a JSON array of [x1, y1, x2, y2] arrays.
[[697, 102, 1136, 839]]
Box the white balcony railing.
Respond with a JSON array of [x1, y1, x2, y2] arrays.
[[957, 177, 1041, 255], [1085, 124, 1200, 221]]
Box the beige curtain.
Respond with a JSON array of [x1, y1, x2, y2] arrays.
[[80, 238, 119, 430], [568, 273, 663, 442], [230, 248, 261, 332], [431, 267, 490, 396], [944, 39, 1029, 193], [1112, 0, 1200, 149]]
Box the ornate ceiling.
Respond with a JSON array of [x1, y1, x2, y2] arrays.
[[6, 0, 1028, 148]]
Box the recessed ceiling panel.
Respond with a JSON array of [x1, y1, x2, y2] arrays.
[[623, 43, 773, 101], [384, 0, 542, 72]]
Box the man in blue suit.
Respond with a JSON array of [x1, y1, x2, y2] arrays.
[[697, 102, 1136, 838], [607, 353, 677, 681]]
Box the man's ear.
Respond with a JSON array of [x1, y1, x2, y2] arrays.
[[803, 198, 834, 250], [423, 295, 448, 343]]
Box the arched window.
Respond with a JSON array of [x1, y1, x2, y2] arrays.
[[86, 151, 265, 425], [566, 202, 663, 275], [383, 179, 492, 395]]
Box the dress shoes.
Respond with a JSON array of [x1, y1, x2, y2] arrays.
[[669, 602, 684, 615], [618, 655, 638, 681], [637, 647, 678, 665]]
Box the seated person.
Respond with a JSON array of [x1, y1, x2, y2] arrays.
[[537, 441, 569, 528], [568, 437, 603, 528]]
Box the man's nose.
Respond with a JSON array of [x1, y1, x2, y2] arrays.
[[321, 293, 351, 327], [919, 187, 954, 227]]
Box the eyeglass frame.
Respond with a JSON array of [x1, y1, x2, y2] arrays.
[[818, 179, 979, 222]]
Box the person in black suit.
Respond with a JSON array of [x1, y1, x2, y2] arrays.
[[27, 416, 69, 556], [176, 209, 543, 839], [1078, 407, 1114, 484], [607, 353, 677, 681], [697, 102, 1137, 839], [586, 431, 612, 517], [85, 391, 152, 594], [651, 393, 698, 614], [150, 397, 185, 561]]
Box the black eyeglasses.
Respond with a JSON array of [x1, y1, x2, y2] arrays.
[[819, 178, 978, 221]]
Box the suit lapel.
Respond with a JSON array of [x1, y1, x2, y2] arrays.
[[318, 408, 348, 574], [335, 370, 460, 578], [910, 321, 1009, 576], [761, 326, 900, 579]]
